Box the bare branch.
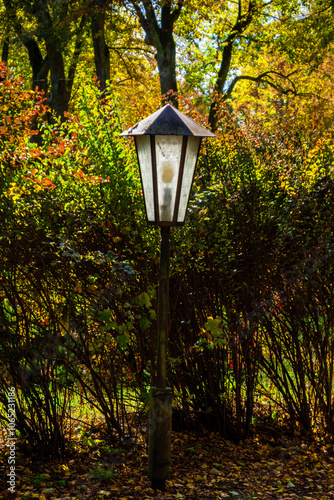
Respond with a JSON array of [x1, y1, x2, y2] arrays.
[[224, 70, 299, 100], [130, 1, 148, 28], [170, 0, 184, 23]]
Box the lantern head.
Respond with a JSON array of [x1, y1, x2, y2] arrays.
[[121, 104, 216, 226]]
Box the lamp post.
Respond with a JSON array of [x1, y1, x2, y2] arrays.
[[121, 104, 216, 491]]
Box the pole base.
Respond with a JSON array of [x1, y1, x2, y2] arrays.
[[148, 387, 173, 486], [151, 478, 166, 491]]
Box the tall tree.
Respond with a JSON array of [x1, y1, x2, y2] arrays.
[[207, 0, 258, 130], [178, 0, 334, 130], [128, 0, 184, 105], [2, 0, 88, 118], [91, 8, 110, 93], [31, 0, 88, 118]]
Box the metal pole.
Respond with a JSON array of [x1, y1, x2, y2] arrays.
[[157, 226, 170, 388], [148, 226, 173, 491]]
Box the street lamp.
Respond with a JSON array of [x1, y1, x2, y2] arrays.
[[121, 104, 216, 491]]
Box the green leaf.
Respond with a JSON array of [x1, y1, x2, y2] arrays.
[[117, 333, 130, 350], [149, 309, 156, 320], [205, 317, 222, 330], [139, 292, 151, 308], [98, 310, 112, 322]]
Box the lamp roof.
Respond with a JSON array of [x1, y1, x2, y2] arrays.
[[120, 104, 216, 137]]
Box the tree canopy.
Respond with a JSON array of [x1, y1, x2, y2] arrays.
[[2, 0, 334, 127]]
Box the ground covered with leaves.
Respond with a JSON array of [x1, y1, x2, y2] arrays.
[[1, 423, 334, 500]]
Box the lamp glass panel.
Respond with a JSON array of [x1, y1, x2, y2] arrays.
[[177, 136, 201, 223], [135, 135, 155, 221], [155, 135, 183, 222]]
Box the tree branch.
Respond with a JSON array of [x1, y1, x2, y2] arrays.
[[130, 0, 160, 48], [170, 0, 184, 24], [224, 70, 299, 100], [130, 0, 147, 27], [209, 0, 273, 130], [67, 15, 88, 93], [141, 0, 160, 33]]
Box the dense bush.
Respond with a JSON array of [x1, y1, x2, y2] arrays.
[[167, 105, 334, 438], [0, 73, 158, 456], [1, 67, 334, 458]]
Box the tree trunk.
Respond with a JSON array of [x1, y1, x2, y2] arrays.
[[131, 0, 182, 107], [91, 12, 110, 93], [45, 42, 70, 120], [3, 0, 86, 119], [44, 15, 86, 120], [208, 0, 256, 131], [0, 38, 9, 83], [155, 33, 177, 105], [208, 42, 233, 132], [23, 38, 49, 95], [2, 0, 49, 93], [1, 37, 9, 64]]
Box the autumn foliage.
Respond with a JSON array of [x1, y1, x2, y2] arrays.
[[1, 35, 334, 500]]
